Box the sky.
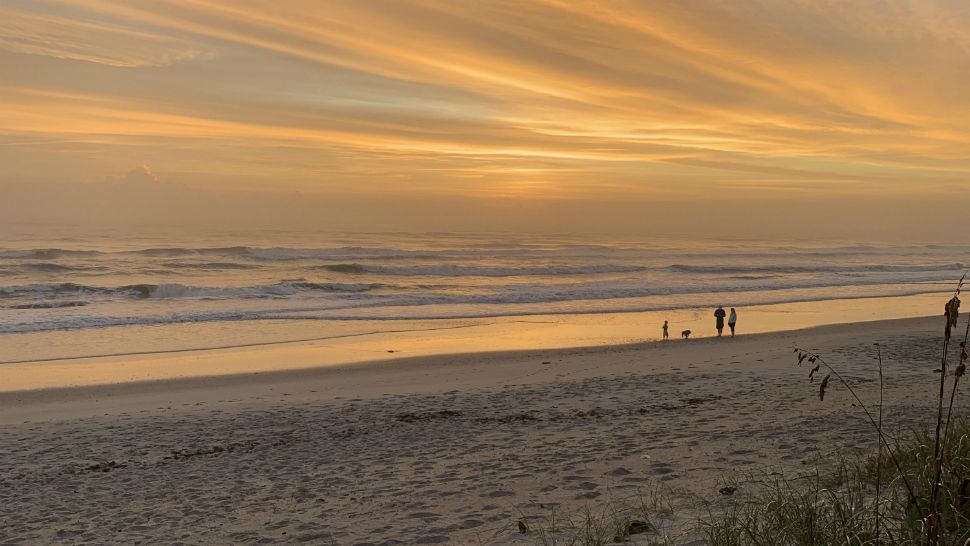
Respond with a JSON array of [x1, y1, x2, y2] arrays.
[[1, 0, 970, 239]]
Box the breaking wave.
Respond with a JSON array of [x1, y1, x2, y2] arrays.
[[3, 238, 968, 335], [0, 285, 951, 334], [315, 263, 649, 276], [0, 281, 385, 300], [667, 263, 966, 274]]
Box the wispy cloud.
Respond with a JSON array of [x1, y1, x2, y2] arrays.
[[0, 4, 210, 67], [1, 0, 970, 199]]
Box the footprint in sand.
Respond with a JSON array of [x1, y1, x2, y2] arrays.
[[408, 512, 441, 520], [482, 490, 514, 498], [414, 536, 450, 544]]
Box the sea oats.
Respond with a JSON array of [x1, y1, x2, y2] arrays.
[[818, 374, 831, 401]]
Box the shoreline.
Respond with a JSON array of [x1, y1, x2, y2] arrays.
[[0, 291, 949, 396], [0, 313, 944, 424]]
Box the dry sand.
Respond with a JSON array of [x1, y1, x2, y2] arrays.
[[0, 315, 958, 544]]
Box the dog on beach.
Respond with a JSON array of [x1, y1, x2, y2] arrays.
[[681, 329, 691, 339]]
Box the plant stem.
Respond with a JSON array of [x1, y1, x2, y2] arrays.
[[941, 321, 970, 463], [876, 347, 883, 546], [928, 333, 949, 545], [802, 351, 916, 502], [927, 277, 964, 545]]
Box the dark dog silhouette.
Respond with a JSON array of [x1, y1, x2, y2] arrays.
[[681, 330, 691, 339]]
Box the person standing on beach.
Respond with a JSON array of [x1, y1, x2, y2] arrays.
[[662, 320, 669, 340], [714, 306, 726, 337], [728, 308, 737, 337]]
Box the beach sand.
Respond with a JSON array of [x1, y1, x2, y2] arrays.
[[0, 315, 956, 544]]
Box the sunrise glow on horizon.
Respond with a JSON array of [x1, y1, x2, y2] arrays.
[[2, 1, 970, 238]]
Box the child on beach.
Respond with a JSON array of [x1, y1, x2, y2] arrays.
[[662, 320, 669, 340], [728, 308, 737, 337]]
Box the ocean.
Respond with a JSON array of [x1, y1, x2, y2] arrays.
[[0, 231, 964, 338]]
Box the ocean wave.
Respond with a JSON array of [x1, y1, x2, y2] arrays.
[[124, 281, 384, 299], [21, 263, 101, 273], [0, 249, 101, 259], [291, 287, 952, 321], [300, 273, 958, 311], [0, 263, 112, 275], [667, 263, 966, 274], [126, 246, 446, 261], [0, 245, 450, 262], [3, 241, 970, 264], [314, 263, 649, 276], [1, 310, 267, 334], [0, 250, 33, 259], [8, 301, 89, 309], [133, 246, 251, 258], [246, 247, 446, 261], [3, 239, 968, 336], [0, 280, 385, 300], [0, 283, 110, 297], [0, 285, 950, 334], [161, 261, 260, 270], [1, 266, 961, 305], [317, 263, 368, 274]]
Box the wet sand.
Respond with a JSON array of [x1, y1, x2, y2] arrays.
[[0, 291, 947, 392], [0, 314, 957, 544]]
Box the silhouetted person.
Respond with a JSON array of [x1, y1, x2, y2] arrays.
[[662, 320, 669, 340], [714, 306, 726, 337], [728, 308, 737, 337]]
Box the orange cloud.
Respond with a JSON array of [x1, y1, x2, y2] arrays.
[[1, 0, 969, 199]]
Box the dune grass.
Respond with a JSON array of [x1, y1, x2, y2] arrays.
[[529, 488, 673, 546], [530, 280, 970, 545], [703, 278, 970, 545], [701, 419, 970, 545]]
